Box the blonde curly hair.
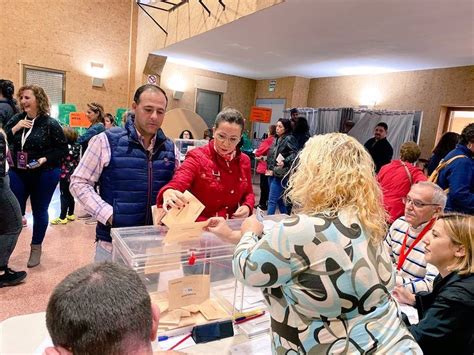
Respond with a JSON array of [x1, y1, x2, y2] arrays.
[[286, 133, 387, 244]]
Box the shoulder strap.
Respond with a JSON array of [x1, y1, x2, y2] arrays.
[[401, 161, 413, 185], [428, 154, 467, 183]]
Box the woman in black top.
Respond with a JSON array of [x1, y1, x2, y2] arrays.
[[4, 85, 67, 268], [393, 213, 474, 355], [266, 118, 298, 215]]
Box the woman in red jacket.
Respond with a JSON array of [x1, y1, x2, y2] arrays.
[[254, 124, 276, 210], [157, 108, 254, 220], [377, 141, 427, 223]]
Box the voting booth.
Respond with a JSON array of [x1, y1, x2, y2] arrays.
[[174, 138, 208, 161]]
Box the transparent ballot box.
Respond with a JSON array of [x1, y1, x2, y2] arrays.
[[111, 224, 235, 334], [111, 214, 288, 335], [174, 138, 208, 161]]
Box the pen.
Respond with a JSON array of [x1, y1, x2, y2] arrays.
[[158, 336, 169, 342], [234, 311, 266, 325], [234, 310, 265, 322], [401, 278, 422, 286], [233, 308, 265, 319]]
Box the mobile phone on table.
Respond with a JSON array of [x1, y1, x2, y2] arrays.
[[27, 160, 41, 169], [256, 207, 264, 222]]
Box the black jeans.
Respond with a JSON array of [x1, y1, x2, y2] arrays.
[[59, 179, 75, 219], [0, 175, 22, 268], [258, 173, 269, 208]]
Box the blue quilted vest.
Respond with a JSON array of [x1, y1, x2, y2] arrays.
[[96, 118, 175, 242]]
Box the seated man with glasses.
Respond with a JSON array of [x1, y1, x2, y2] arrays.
[[385, 181, 447, 293]]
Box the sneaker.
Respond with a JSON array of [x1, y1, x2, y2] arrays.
[[51, 217, 68, 225], [0, 268, 27, 287], [78, 212, 92, 220], [66, 214, 76, 221], [22, 216, 27, 227], [85, 217, 97, 225]]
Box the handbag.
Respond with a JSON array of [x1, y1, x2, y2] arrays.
[[273, 164, 290, 178]]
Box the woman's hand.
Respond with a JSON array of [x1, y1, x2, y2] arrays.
[[28, 157, 47, 169], [232, 205, 250, 218], [392, 285, 416, 306], [276, 161, 284, 167], [241, 215, 264, 236], [12, 119, 33, 134], [206, 217, 240, 243], [162, 189, 188, 211]]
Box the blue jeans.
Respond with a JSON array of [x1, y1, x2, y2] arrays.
[[267, 176, 288, 215], [9, 168, 60, 245]]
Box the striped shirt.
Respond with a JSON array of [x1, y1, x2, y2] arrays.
[[384, 216, 438, 293], [70, 129, 179, 226]]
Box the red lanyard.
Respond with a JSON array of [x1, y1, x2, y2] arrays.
[[397, 218, 436, 271]]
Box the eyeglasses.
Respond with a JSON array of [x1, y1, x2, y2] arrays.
[[214, 133, 241, 145], [402, 196, 439, 208]]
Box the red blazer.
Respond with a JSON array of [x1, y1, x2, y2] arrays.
[[254, 136, 274, 174], [157, 140, 255, 220], [377, 160, 427, 223]]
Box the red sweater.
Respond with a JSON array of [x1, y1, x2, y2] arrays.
[[254, 136, 274, 174], [157, 140, 255, 220], [377, 160, 427, 223]]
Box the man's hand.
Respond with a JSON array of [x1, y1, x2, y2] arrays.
[[232, 205, 250, 218]]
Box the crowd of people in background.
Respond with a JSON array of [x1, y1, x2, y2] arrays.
[[0, 80, 472, 354]]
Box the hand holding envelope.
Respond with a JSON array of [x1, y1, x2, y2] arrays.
[[161, 190, 208, 243], [276, 153, 285, 167]]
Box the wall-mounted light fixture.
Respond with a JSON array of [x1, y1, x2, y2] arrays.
[[91, 62, 105, 88], [359, 87, 381, 108], [168, 73, 186, 100], [173, 90, 184, 100]]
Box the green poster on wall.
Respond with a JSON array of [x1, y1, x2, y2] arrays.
[[115, 108, 128, 127], [58, 104, 77, 125]]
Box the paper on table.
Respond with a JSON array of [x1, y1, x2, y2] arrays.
[[164, 221, 209, 243], [214, 282, 265, 312], [199, 298, 229, 320], [156, 334, 196, 351], [168, 274, 210, 310], [230, 333, 272, 354], [162, 190, 205, 227], [399, 304, 419, 324]]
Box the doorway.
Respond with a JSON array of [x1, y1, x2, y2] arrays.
[[252, 99, 286, 139]]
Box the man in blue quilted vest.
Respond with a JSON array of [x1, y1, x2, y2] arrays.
[[71, 84, 177, 261]]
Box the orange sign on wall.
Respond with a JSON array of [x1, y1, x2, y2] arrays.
[[249, 106, 272, 123], [69, 112, 89, 128]]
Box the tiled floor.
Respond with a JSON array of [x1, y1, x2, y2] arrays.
[[0, 179, 262, 322], [0, 187, 95, 321]]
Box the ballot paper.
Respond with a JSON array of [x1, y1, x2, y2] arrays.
[[399, 304, 419, 324], [230, 333, 272, 354], [164, 221, 209, 243], [276, 153, 284, 164], [168, 274, 210, 310], [162, 190, 205, 227]]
